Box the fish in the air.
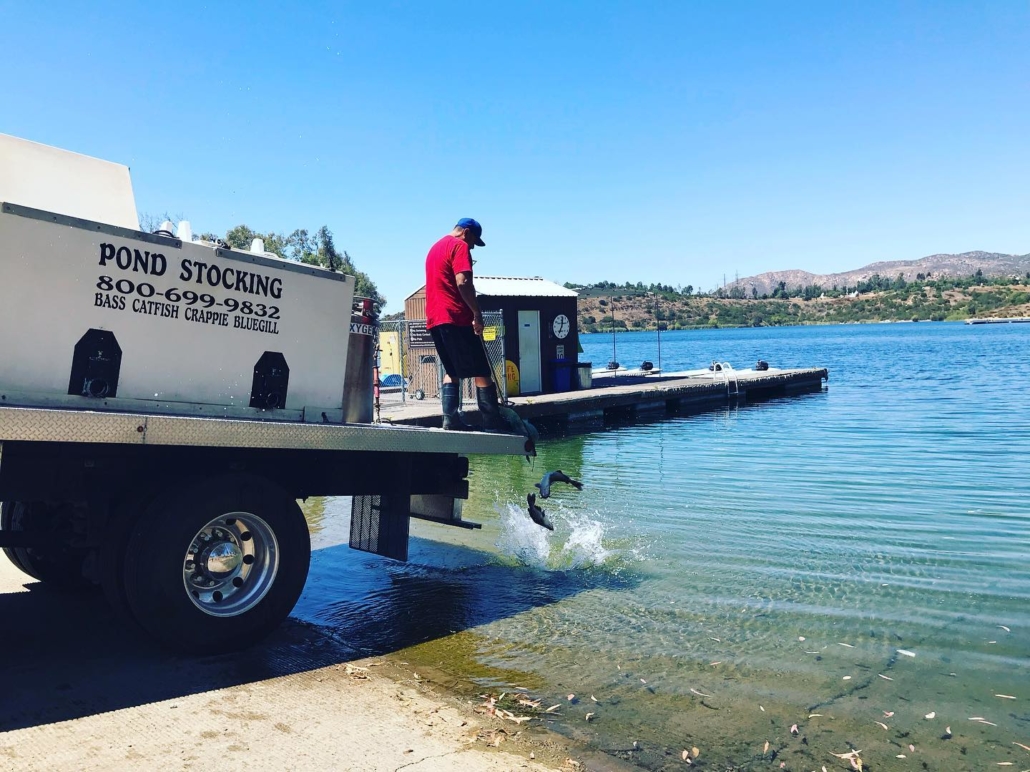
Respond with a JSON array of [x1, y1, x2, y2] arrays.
[[534, 469, 584, 499], [498, 405, 538, 458], [526, 493, 554, 531]]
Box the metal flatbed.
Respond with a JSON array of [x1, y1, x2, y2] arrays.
[[0, 405, 528, 455]]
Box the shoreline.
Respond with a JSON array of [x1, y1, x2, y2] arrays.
[[0, 557, 611, 772]]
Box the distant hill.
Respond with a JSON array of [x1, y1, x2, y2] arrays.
[[729, 251, 1030, 297]]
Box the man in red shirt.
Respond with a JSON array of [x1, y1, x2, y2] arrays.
[[425, 218, 507, 432]]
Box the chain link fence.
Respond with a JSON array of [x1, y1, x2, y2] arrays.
[[377, 312, 505, 408]]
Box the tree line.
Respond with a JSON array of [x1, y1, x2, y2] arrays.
[[575, 269, 1030, 332], [565, 280, 694, 299], [141, 213, 384, 307], [568, 270, 1030, 304], [722, 269, 1030, 301], [216, 225, 383, 307]]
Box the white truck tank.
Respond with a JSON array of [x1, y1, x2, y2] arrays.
[[0, 134, 355, 421]]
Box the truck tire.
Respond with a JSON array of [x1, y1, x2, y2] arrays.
[[122, 475, 310, 654], [0, 501, 92, 590]]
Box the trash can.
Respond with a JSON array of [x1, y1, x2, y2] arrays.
[[550, 359, 573, 392], [575, 362, 592, 390]]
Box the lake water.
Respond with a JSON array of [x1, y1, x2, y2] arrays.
[[295, 322, 1030, 771]]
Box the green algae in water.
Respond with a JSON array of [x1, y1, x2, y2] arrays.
[[392, 628, 547, 697]]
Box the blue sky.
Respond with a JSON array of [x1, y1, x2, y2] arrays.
[[2, 1, 1027, 311]]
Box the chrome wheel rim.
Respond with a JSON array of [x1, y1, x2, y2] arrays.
[[182, 512, 279, 617]]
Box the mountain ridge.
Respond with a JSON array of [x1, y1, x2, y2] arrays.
[[729, 250, 1030, 297]]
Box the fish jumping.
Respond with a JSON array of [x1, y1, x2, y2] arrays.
[[534, 469, 584, 499], [526, 493, 554, 531]]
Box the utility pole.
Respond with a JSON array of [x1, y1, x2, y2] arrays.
[[610, 296, 618, 372], [653, 292, 662, 373]]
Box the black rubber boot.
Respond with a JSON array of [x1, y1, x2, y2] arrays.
[[441, 383, 473, 431], [476, 383, 510, 432]]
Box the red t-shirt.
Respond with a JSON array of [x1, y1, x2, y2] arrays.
[[425, 235, 475, 328]]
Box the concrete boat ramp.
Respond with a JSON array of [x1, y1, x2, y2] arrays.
[[379, 367, 829, 431]]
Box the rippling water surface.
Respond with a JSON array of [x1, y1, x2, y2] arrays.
[[295, 323, 1030, 771]]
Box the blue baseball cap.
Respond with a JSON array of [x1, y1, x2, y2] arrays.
[[456, 217, 486, 247]]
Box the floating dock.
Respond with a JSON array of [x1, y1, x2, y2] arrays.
[[965, 317, 1030, 324], [378, 367, 828, 431]]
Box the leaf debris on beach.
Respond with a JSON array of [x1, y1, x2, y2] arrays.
[[680, 746, 700, 762], [477, 695, 533, 725], [830, 748, 863, 770], [343, 664, 370, 679]]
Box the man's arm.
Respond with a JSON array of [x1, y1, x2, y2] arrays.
[[455, 271, 484, 335]]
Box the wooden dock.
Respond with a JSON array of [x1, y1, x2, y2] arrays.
[[377, 367, 828, 431]]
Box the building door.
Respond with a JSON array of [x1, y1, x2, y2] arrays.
[[517, 310, 542, 394]]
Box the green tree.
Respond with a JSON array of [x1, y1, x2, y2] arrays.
[[222, 224, 384, 307]]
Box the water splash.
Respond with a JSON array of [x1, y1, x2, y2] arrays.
[[494, 500, 614, 570]]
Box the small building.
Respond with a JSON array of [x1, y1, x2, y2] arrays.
[[404, 277, 579, 396]]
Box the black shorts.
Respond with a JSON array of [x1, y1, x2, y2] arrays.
[[429, 324, 491, 380]]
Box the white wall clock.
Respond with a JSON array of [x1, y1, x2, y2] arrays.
[[552, 313, 570, 339]]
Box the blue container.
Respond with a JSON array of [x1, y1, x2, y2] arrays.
[[550, 359, 572, 392]]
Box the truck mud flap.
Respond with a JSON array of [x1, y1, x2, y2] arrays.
[[350, 494, 410, 562]]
